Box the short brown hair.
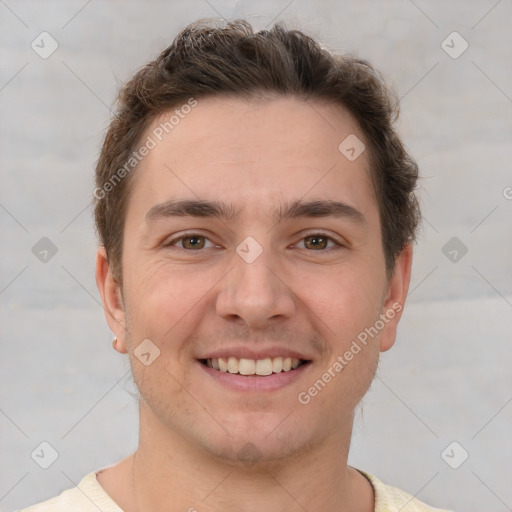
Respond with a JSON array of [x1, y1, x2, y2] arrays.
[[93, 18, 420, 285]]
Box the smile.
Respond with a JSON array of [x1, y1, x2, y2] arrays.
[[200, 357, 308, 376]]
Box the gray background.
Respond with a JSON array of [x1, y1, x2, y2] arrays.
[[1, 1, 511, 511]]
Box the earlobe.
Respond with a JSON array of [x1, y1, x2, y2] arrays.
[[379, 244, 413, 352], [95, 246, 128, 354]]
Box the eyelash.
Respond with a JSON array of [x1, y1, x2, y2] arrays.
[[164, 231, 344, 252]]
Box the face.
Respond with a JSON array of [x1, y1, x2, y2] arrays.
[[97, 95, 411, 466]]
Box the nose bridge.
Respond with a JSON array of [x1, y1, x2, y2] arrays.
[[215, 237, 295, 326]]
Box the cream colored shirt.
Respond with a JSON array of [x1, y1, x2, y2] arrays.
[[17, 468, 454, 512]]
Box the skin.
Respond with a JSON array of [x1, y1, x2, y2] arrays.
[[96, 95, 412, 512]]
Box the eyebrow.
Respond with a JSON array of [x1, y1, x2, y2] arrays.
[[145, 198, 366, 226]]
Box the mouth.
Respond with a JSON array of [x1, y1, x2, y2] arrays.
[[199, 357, 311, 376]]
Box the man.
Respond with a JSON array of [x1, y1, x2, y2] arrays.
[[20, 18, 453, 512]]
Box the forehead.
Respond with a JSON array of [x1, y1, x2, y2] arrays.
[[126, 95, 377, 225]]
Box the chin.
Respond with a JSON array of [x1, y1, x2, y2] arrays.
[[196, 414, 320, 469], [203, 438, 305, 471]]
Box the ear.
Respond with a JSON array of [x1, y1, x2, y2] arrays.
[[95, 246, 128, 354], [379, 243, 413, 352]]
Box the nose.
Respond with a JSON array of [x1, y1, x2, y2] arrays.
[[215, 245, 296, 329]]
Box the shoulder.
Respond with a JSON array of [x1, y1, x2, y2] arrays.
[[358, 470, 455, 512], [16, 471, 124, 512]]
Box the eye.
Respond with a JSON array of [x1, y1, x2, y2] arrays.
[[165, 233, 217, 250], [297, 232, 343, 251], [164, 232, 344, 252]]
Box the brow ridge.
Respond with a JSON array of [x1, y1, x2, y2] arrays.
[[146, 198, 366, 225]]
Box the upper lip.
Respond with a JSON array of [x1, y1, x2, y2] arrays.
[[197, 346, 313, 361]]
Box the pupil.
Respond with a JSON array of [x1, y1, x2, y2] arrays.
[[186, 236, 203, 249], [307, 236, 326, 250]]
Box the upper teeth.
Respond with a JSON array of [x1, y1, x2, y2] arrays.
[[205, 357, 301, 375]]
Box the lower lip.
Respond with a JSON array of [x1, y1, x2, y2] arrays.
[[198, 360, 311, 392]]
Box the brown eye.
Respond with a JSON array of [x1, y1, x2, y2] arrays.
[[299, 232, 345, 254], [302, 234, 335, 251], [181, 236, 206, 249], [166, 234, 216, 250]]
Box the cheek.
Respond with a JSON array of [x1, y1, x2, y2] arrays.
[[125, 258, 194, 325], [302, 262, 384, 336], [296, 262, 384, 399], [123, 261, 221, 367]]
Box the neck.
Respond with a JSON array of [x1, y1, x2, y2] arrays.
[[120, 401, 373, 512]]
